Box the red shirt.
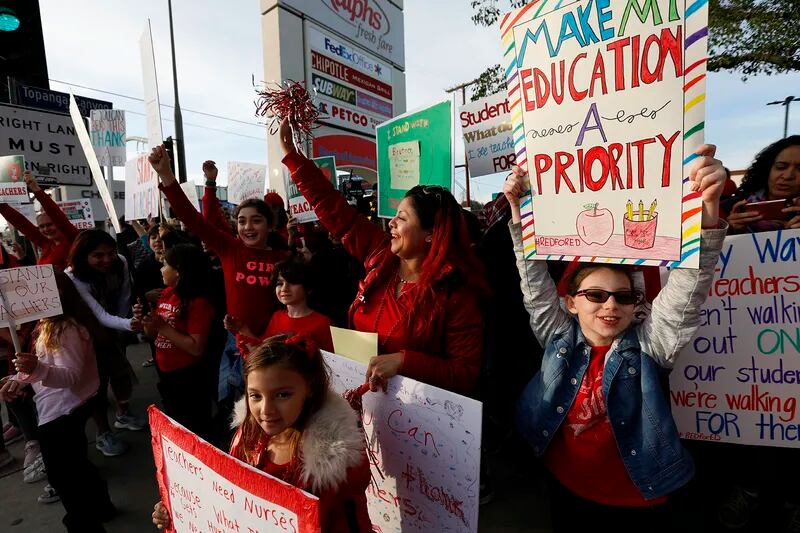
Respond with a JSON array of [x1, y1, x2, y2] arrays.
[[545, 345, 667, 507], [0, 189, 79, 270], [265, 309, 333, 352], [162, 181, 289, 338], [154, 288, 215, 372]]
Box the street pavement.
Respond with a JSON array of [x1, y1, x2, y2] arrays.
[[0, 341, 551, 532]]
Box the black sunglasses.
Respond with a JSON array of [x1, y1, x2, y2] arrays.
[[574, 289, 643, 306]]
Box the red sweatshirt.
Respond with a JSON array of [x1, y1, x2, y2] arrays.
[[161, 181, 288, 338], [264, 309, 334, 352], [283, 151, 483, 395], [201, 186, 233, 234], [0, 189, 80, 270]]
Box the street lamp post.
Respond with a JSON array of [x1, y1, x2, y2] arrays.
[[767, 96, 798, 139], [446, 78, 478, 207], [167, 0, 187, 183]]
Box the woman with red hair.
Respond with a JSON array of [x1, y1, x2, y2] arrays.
[[279, 121, 484, 395]]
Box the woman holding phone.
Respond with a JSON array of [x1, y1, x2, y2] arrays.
[[724, 136, 800, 232]]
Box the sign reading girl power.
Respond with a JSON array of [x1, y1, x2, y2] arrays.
[[502, 0, 708, 267], [670, 230, 800, 448], [323, 351, 482, 533], [149, 407, 320, 533]]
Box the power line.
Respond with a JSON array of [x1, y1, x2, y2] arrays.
[[123, 109, 265, 141], [49, 78, 266, 129]]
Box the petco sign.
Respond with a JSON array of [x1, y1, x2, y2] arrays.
[[279, 0, 405, 67]]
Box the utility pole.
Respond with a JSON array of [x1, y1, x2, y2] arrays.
[[167, 0, 187, 182], [446, 78, 478, 208], [767, 96, 798, 139]]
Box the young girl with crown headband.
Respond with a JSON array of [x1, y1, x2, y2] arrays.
[[152, 334, 373, 532]]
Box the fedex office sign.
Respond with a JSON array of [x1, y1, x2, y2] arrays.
[[324, 37, 385, 79]]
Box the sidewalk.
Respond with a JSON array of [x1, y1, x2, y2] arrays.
[[0, 341, 551, 532]]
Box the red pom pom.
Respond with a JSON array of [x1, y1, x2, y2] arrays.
[[254, 80, 320, 149]]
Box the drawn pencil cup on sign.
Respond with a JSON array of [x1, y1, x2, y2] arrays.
[[501, 0, 709, 267]]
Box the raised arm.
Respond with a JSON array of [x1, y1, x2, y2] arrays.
[[504, 167, 571, 347], [67, 272, 133, 331], [639, 144, 729, 367], [149, 146, 233, 256], [279, 120, 387, 263], [0, 202, 45, 248], [201, 161, 234, 234], [26, 172, 79, 241]]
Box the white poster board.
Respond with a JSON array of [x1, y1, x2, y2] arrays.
[[68, 95, 121, 233], [227, 162, 266, 205], [125, 153, 160, 220], [180, 182, 201, 212], [90, 110, 127, 167], [57, 200, 95, 230], [502, 0, 708, 267], [140, 20, 163, 150], [0, 155, 29, 203], [670, 230, 800, 448], [459, 94, 515, 178], [323, 351, 482, 533], [0, 265, 62, 325]]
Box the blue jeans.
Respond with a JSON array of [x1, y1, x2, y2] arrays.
[[217, 332, 243, 402]]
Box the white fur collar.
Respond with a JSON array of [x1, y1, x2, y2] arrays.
[[231, 392, 364, 493]]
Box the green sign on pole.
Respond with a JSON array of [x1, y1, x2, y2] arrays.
[[287, 156, 337, 223], [376, 99, 453, 218]]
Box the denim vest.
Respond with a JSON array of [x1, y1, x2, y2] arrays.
[[516, 322, 695, 500]]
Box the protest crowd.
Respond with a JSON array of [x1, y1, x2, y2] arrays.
[[0, 4, 799, 533]]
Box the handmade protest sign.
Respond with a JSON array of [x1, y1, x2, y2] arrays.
[[376, 100, 453, 218], [0, 155, 30, 204], [90, 110, 127, 167], [57, 200, 95, 230], [459, 94, 515, 177], [0, 265, 62, 326], [140, 20, 163, 151], [288, 157, 337, 223], [125, 153, 159, 220], [501, 0, 708, 267], [323, 351, 482, 533], [149, 406, 320, 533], [227, 162, 267, 205], [670, 230, 800, 448], [69, 94, 121, 232]]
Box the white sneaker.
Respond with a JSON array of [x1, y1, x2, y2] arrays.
[[23, 441, 46, 483], [95, 432, 128, 457], [38, 484, 60, 504]]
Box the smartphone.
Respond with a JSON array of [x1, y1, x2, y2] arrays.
[[744, 199, 793, 221]]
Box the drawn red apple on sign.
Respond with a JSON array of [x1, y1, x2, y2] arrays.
[[576, 203, 614, 245]]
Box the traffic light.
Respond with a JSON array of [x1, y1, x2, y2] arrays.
[[0, 0, 49, 102]]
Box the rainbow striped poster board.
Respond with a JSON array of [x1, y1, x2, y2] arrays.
[[501, 0, 708, 268]]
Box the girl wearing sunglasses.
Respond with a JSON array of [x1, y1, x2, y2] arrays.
[[503, 144, 728, 531]]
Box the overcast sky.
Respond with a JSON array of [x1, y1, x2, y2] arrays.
[[39, 0, 800, 203]]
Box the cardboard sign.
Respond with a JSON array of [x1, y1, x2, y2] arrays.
[[329, 326, 377, 365], [57, 200, 95, 230], [459, 94, 515, 178], [227, 162, 267, 205], [90, 110, 127, 167], [140, 20, 164, 150], [376, 100, 453, 218], [68, 95, 121, 232], [501, 0, 708, 268], [323, 351, 482, 533], [149, 407, 320, 533], [125, 153, 160, 220], [0, 265, 62, 326], [670, 230, 800, 448], [0, 155, 29, 203], [181, 182, 201, 212], [287, 157, 337, 224]]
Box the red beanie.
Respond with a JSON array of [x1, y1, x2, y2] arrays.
[[264, 192, 284, 207]]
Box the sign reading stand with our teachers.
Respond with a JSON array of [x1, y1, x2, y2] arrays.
[[501, 0, 708, 268], [376, 100, 453, 218]]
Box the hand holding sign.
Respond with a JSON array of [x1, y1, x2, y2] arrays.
[[152, 501, 170, 530], [13, 352, 38, 374], [0, 378, 23, 401], [148, 145, 176, 186], [686, 144, 725, 228], [503, 165, 529, 224], [23, 171, 41, 193]]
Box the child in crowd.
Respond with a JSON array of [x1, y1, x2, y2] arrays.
[[136, 244, 216, 438], [0, 273, 115, 533], [152, 334, 372, 532], [225, 258, 333, 354], [503, 145, 729, 532]]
